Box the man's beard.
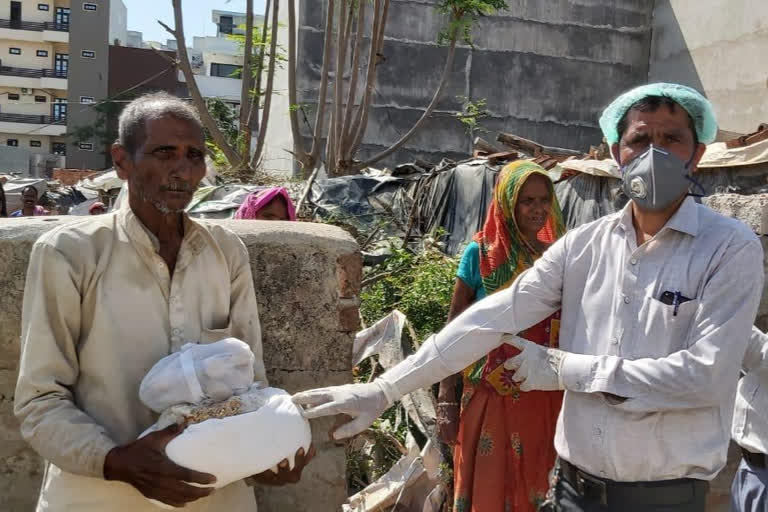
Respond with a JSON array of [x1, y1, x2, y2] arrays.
[[131, 180, 190, 214]]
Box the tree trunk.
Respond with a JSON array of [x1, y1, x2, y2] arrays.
[[239, 0, 255, 168], [339, 0, 366, 161], [351, 36, 456, 172], [348, 0, 390, 158], [250, 0, 271, 137], [163, 0, 241, 167], [287, 0, 311, 169], [307, 0, 336, 173], [250, 0, 280, 168], [330, 0, 349, 174]]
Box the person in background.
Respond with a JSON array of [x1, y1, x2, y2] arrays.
[[10, 185, 49, 217], [437, 160, 565, 511], [293, 83, 764, 512], [89, 202, 107, 215], [0, 180, 7, 217], [731, 326, 768, 512], [234, 187, 296, 221], [14, 92, 312, 512]]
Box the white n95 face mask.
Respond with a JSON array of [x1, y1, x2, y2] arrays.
[[620, 145, 698, 211]]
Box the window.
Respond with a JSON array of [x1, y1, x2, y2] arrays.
[[80, 96, 95, 104], [9, 48, 21, 55], [82, 3, 97, 11], [219, 16, 233, 35], [38, 3, 50, 11], [37, 50, 48, 57], [7, 139, 19, 147], [81, 50, 95, 58], [210, 63, 242, 78], [79, 142, 94, 151], [30, 140, 42, 147], [8, 93, 20, 100], [35, 95, 47, 103], [52, 142, 66, 155]]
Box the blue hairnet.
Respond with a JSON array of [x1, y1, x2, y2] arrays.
[[599, 83, 717, 145]]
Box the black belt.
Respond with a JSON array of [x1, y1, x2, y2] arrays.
[[742, 447, 767, 469], [558, 458, 708, 507]]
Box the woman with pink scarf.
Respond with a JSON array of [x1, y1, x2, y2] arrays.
[[234, 187, 296, 221]]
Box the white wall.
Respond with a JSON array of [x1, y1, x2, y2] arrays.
[[109, 0, 128, 46], [649, 0, 768, 134], [261, 0, 294, 175], [178, 71, 242, 102]]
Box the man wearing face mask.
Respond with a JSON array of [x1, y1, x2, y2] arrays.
[[293, 83, 764, 511]]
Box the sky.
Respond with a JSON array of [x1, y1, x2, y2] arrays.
[[124, 0, 267, 45]]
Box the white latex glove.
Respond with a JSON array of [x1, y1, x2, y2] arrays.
[[292, 382, 390, 440], [502, 334, 567, 392]]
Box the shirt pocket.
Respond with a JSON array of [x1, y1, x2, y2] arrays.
[[635, 296, 699, 359], [199, 322, 233, 344]]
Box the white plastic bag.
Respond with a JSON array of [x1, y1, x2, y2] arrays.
[[141, 386, 312, 501], [139, 338, 255, 413]]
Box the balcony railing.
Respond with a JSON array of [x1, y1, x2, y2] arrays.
[[0, 66, 67, 79], [0, 19, 69, 32], [0, 112, 66, 125]]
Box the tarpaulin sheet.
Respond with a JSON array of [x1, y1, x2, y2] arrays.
[[555, 173, 628, 229], [419, 160, 498, 255]]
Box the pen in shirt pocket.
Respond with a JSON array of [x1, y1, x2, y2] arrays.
[[659, 290, 692, 316]]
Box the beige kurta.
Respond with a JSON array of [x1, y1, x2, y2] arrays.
[[14, 206, 267, 511]]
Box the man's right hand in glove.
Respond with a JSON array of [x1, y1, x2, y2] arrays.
[[292, 382, 391, 440], [103, 424, 217, 508]]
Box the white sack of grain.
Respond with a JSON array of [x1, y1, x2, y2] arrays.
[[139, 338, 255, 413]]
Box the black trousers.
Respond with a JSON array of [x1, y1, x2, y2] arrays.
[[540, 463, 709, 512]]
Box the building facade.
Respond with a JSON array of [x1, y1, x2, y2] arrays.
[[0, 0, 127, 174], [65, 0, 126, 170], [0, 0, 71, 172]]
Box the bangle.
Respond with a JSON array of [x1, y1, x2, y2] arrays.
[[437, 402, 458, 406]]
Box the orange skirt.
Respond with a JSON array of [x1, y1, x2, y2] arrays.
[[453, 314, 563, 512]]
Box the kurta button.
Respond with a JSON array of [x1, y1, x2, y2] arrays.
[[630, 258, 638, 265], [172, 328, 181, 335], [623, 296, 631, 304]]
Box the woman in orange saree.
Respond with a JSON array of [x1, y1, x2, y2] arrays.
[[437, 160, 566, 512]]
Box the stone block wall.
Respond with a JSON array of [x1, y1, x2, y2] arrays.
[[703, 194, 768, 511], [0, 217, 361, 512]]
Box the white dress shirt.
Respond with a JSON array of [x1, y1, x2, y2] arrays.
[[732, 326, 768, 455], [379, 198, 764, 481], [14, 207, 266, 511]]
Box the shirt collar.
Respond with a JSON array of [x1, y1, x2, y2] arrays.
[[617, 197, 699, 237], [117, 204, 207, 257]]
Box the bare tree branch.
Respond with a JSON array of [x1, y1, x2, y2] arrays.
[[239, 0, 255, 166], [164, 2, 241, 166], [339, 0, 366, 160], [352, 36, 457, 172], [308, 0, 336, 171], [251, 0, 280, 168]]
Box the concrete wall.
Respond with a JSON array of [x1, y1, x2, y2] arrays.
[[649, 0, 768, 135], [66, 0, 110, 170], [295, 0, 654, 170], [108, 0, 127, 47], [0, 217, 360, 511]]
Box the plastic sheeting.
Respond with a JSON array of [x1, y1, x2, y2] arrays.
[[555, 173, 628, 229]]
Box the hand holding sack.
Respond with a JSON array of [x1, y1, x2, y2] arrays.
[[137, 338, 312, 508]]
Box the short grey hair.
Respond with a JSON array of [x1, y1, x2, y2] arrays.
[[117, 92, 204, 157]]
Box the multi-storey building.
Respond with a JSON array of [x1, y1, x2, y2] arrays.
[[0, 0, 126, 173], [0, 0, 71, 167]]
